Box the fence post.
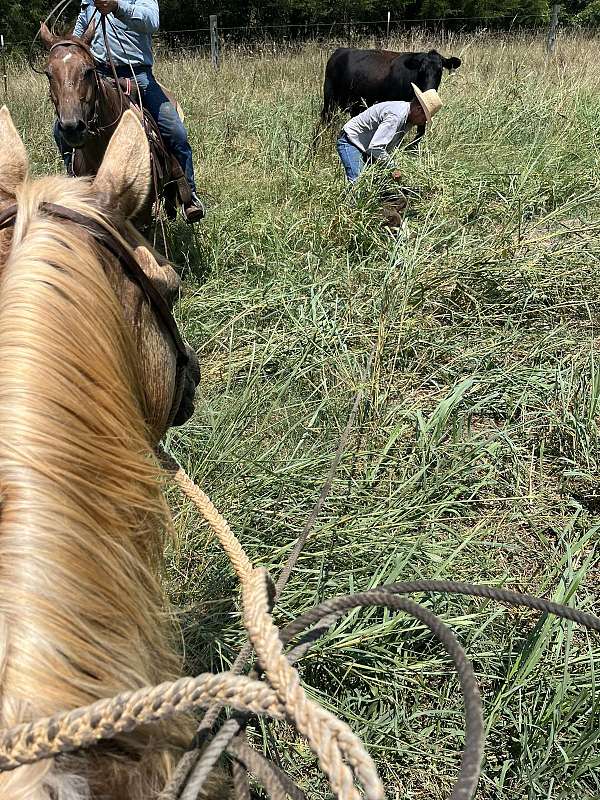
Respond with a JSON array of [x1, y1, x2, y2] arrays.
[[546, 3, 560, 55], [386, 11, 391, 41], [209, 15, 219, 70]]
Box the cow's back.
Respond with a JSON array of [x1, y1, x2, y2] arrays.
[[325, 48, 400, 100], [322, 47, 454, 116]]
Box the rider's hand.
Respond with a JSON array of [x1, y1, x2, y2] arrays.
[[94, 0, 118, 14]]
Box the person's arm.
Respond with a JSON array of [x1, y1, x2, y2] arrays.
[[113, 0, 159, 33], [367, 110, 408, 161], [73, 1, 92, 37]]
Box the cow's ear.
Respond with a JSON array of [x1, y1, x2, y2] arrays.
[[0, 106, 28, 199]]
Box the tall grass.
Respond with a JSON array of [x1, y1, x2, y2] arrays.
[[9, 29, 600, 799]]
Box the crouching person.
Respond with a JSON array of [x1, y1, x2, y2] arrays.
[[336, 85, 442, 183]]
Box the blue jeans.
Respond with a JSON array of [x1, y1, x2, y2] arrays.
[[54, 65, 197, 193], [336, 134, 366, 182]]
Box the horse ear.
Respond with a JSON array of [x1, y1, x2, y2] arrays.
[[80, 21, 95, 47], [92, 110, 151, 219], [0, 106, 29, 199], [40, 22, 57, 50]]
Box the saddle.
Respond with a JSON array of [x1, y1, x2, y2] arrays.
[[107, 77, 192, 210]]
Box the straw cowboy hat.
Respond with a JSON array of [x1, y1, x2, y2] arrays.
[[411, 84, 443, 123]]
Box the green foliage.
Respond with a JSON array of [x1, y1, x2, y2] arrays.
[[0, 0, 49, 43], [421, 0, 549, 21], [1, 1, 598, 45], [574, 0, 600, 22]]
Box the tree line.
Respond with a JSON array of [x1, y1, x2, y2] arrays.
[[1, 0, 598, 45]]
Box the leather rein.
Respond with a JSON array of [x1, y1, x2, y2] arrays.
[[0, 201, 189, 425]]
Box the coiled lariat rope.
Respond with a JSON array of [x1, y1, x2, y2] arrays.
[[0, 451, 598, 799]]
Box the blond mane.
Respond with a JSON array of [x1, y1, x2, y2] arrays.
[[0, 175, 190, 799]]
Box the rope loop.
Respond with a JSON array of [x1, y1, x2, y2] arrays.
[[0, 446, 597, 800]]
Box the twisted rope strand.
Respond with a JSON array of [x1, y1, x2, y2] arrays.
[[280, 582, 600, 644], [0, 459, 598, 800], [228, 736, 303, 800], [227, 737, 307, 800], [162, 350, 375, 800], [158, 446, 253, 582], [244, 569, 384, 800], [159, 447, 382, 800], [179, 720, 241, 800], [283, 591, 486, 800], [0, 673, 285, 772]]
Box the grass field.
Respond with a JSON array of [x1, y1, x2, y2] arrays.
[[9, 27, 600, 800]]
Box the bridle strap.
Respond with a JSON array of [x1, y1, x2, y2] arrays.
[[49, 38, 97, 62], [0, 202, 189, 423], [48, 39, 107, 133], [0, 202, 187, 366]]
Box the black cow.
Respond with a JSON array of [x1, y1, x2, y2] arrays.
[[319, 47, 461, 145]]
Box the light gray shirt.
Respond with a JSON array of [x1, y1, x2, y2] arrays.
[[343, 101, 412, 161], [74, 0, 159, 66]]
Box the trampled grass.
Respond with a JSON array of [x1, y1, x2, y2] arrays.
[[9, 27, 600, 799]]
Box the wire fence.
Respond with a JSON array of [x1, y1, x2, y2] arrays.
[[0, 8, 585, 64], [146, 11, 568, 62], [158, 12, 546, 47]]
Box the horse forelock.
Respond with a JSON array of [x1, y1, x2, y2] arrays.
[[0, 175, 190, 799]]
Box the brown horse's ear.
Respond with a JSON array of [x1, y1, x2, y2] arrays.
[[0, 106, 28, 199], [80, 21, 95, 47], [40, 22, 57, 50], [92, 110, 151, 219]]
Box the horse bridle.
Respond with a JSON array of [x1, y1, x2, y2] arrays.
[[48, 38, 97, 62], [47, 39, 104, 130], [0, 202, 189, 427], [48, 38, 132, 135]]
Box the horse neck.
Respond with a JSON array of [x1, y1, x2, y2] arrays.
[[0, 179, 185, 796], [79, 77, 132, 173]]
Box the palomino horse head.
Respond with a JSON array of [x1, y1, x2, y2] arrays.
[[40, 22, 99, 149], [0, 108, 211, 799]]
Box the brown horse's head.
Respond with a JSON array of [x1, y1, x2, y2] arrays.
[[40, 22, 98, 148]]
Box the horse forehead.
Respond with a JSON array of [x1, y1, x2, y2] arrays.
[[50, 46, 88, 72]]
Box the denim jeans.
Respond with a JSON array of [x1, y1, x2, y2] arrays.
[[336, 133, 366, 182], [54, 65, 197, 193]]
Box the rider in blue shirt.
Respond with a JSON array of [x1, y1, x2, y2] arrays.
[[74, 0, 159, 65], [56, 0, 205, 223]]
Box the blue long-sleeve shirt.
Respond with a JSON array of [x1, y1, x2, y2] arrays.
[[73, 0, 159, 67]]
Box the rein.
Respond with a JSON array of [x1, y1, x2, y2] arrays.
[[0, 201, 188, 423]]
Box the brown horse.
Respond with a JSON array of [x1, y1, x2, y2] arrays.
[[40, 22, 189, 227], [0, 107, 219, 800]]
